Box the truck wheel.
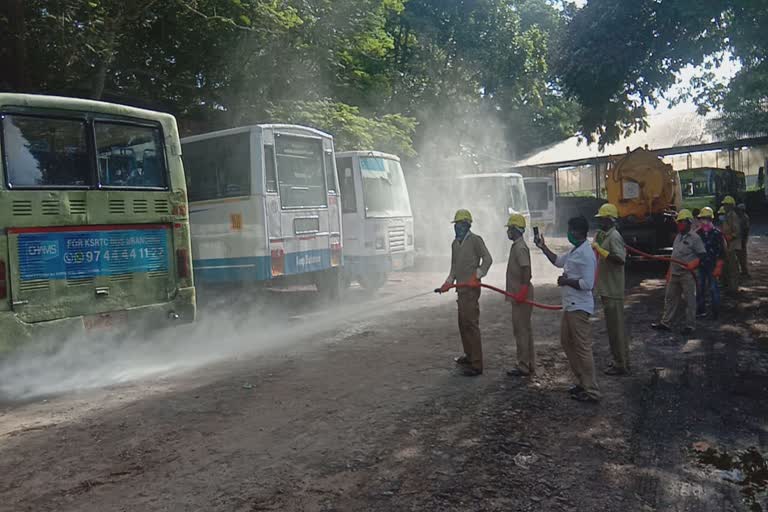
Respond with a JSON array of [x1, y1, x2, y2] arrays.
[[358, 272, 388, 291]]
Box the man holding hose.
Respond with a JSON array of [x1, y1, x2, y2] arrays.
[[439, 209, 493, 377], [504, 213, 535, 377], [593, 204, 629, 376], [536, 217, 600, 403], [652, 209, 707, 335]]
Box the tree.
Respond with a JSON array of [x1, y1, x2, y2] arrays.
[[556, 0, 768, 146]]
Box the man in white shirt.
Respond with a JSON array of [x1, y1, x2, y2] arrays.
[[536, 216, 600, 403]]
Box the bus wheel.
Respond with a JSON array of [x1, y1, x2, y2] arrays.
[[316, 268, 343, 301], [358, 272, 388, 291]]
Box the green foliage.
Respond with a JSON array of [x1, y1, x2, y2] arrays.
[[557, 0, 768, 146], [267, 100, 417, 157], [0, 0, 580, 163]]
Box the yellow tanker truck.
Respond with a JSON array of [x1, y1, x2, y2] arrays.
[[605, 147, 682, 254]]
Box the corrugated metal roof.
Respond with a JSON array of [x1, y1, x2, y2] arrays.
[[514, 108, 718, 168]]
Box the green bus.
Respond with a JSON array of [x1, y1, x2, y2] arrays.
[[679, 167, 746, 211], [0, 94, 195, 353]]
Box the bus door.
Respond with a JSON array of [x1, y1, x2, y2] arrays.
[[270, 132, 332, 277]]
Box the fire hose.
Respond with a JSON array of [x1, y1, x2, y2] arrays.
[[434, 243, 706, 311], [624, 244, 701, 282], [434, 282, 563, 311]]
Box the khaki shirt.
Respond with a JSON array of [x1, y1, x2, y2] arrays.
[[595, 227, 626, 299], [506, 237, 533, 298], [447, 231, 493, 285], [722, 210, 742, 249], [670, 231, 706, 275]]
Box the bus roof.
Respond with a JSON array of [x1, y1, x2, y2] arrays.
[[336, 150, 400, 161], [181, 124, 333, 144], [0, 93, 176, 125], [458, 172, 524, 180]]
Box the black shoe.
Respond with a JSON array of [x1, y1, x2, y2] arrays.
[[681, 327, 694, 335], [506, 368, 531, 378], [603, 366, 628, 376], [460, 367, 483, 377], [568, 384, 585, 395], [570, 391, 599, 403], [651, 323, 671, 331], [696, 311, 707, 319], [454, 355, 471, 366]]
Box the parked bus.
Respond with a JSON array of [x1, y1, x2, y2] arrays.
[[335, 151, 414, 290], [182, 125, 343, 298], [523, 177, 556, 234], [0, 94, 195, 352], [679, 167, 746, 211], [455, 173, 531, 259]]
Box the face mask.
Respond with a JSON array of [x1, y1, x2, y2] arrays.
[[567, 232, 580, 246], [600, 219, 614, 232], [718, 215, 725, 222], [677, 222, 689, 234], [700, 219, 713, 232], [507, 227, 524, 240], [454, 222, 470, 240]]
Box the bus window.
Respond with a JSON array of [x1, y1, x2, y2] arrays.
[[94, 122, 167, 188], [264, 145, 277, 193], [275, 135, 327, 208], [183, 132, 251, 201], [360, 157, 411, 218], [510, 177, 528, 213], [325, 151, 337, 193], [3, 115, 90, 188], [337, 157, 356, 213], [526, 181, 548, 211]]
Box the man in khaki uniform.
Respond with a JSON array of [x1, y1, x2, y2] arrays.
[[504, 213, 534, 377], [720, 195, 741, 294], [652, 209, 707, 335], [439, 209, 493, 376], [592, 203, 629, 376]]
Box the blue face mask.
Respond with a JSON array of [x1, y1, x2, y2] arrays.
[[454, 222, 470, 240]]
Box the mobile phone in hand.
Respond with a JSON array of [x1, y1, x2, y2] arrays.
[[533, 226, 541, 245]]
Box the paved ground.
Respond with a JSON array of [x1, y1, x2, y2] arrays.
[[1, 236, 767, 511]]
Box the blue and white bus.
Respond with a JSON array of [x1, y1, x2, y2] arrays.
[[181, 125, 343, 297], [336, 151, 414, 290]]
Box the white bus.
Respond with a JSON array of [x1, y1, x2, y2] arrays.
[[455, 173, 531, 259], [182, 125, 343, 297], [336, 151, 414, 290], [524, 177, 557, 234]]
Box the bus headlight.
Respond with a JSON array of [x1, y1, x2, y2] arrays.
[[375, 237, 386, 250], [407, 234, 413, 246]]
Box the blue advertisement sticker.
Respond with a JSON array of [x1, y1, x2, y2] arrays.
[[17, 227, 170, 281]]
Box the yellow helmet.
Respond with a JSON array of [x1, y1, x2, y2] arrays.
[[595, 203, 619, 219], [722, 195, 736, 205], [505, 213, 526, 229], [452, 209, 473, 223], [676, 209, 694, 222], [718, 206, 726, 214], [698, 206, 714, 219]]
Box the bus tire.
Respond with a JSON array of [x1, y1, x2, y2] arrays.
[[316, 268, 343, 301], [358, 271, 388, 291]]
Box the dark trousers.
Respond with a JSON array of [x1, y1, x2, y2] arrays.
[[457, 288, 482, 371]]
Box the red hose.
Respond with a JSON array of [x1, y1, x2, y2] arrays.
[[625, 245, 699, 281], [436, 283, 563, 311]]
